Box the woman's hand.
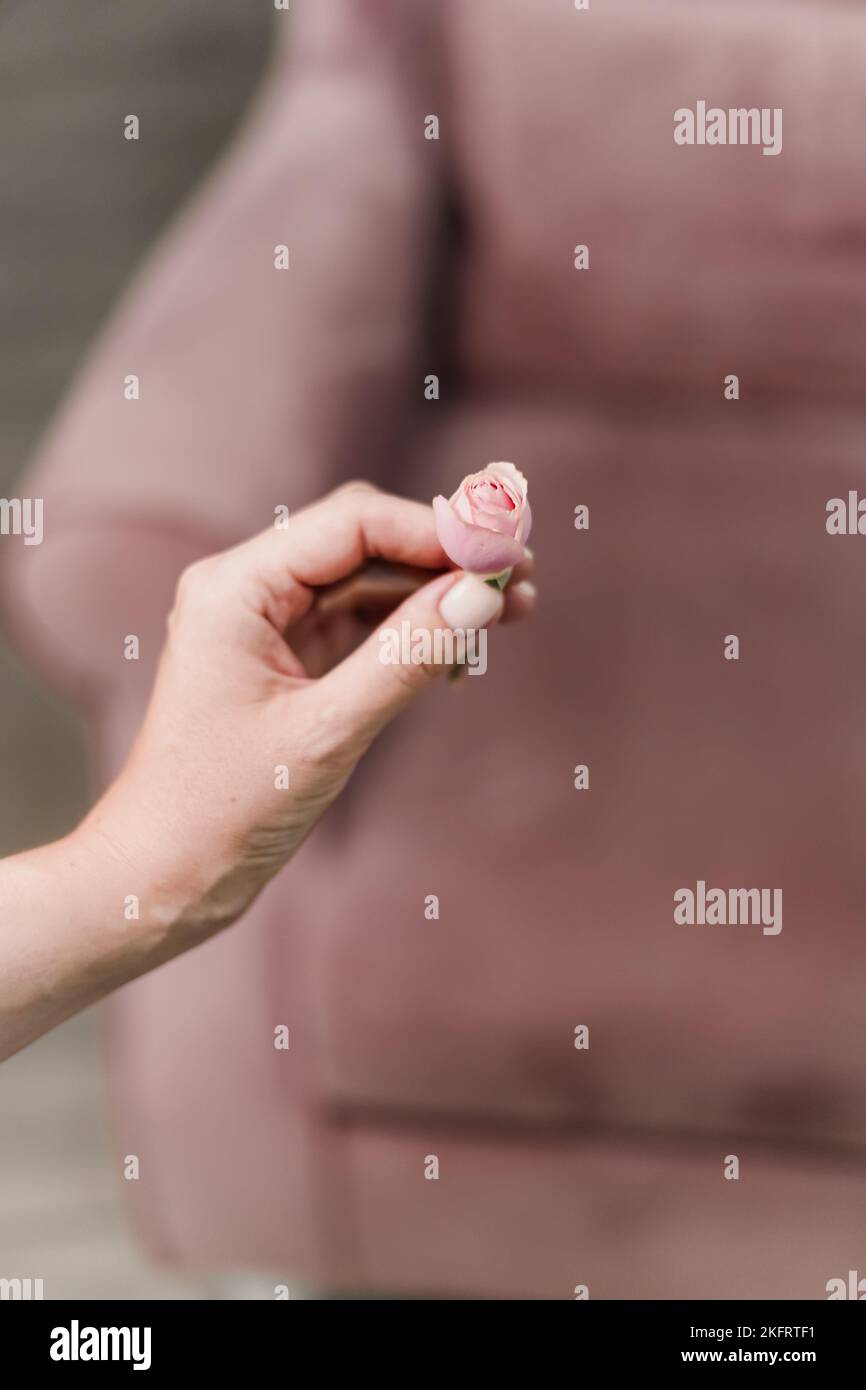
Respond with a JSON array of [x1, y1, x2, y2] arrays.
[[77, 482, 535, 942], [1, 483, 534, 1059]]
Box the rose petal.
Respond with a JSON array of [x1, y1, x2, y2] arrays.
[[515, 497, 532, 545], [433, 494, 527, 573], [468, 503, 522, 537], [451, 487, 475, 525], [484, 461, 528, 496], [471, 479, 515, 512]]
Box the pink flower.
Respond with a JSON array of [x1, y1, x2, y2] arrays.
[[433, 462, 531, 576]]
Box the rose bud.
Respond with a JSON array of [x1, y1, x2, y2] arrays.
[[432, 462, 531, 583]]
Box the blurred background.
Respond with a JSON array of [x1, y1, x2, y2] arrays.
[[0, 0, 272, 1300], [3, 0, 866, 1303]]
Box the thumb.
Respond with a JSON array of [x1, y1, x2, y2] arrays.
[[319, 569, 504, 742]]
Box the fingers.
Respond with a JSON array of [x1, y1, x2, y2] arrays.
[[309, 562, 433, 624], [223, 483, 448, 628], [316, 554, 535, 627], [308, 569, 506, 744], [501, 578, 537, 624], [501, 548, 536, 623], [509, 548, 535, 585], [169, 482, 534, 665]]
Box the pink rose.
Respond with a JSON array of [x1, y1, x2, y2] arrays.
[[433, 462, 531, 576]]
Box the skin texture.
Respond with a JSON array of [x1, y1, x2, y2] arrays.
[[0, 483, 534, 1062]]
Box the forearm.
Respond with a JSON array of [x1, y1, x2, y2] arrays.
[[0, 828, 210, 1062]]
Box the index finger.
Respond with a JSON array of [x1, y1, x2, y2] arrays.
[[224, 482, 449, 621]]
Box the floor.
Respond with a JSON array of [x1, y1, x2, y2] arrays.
[[0, 1010, 201, 1300]]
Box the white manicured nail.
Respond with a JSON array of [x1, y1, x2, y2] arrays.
[[439, 574, 504, 629]]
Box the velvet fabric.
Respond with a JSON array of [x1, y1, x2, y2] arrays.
[[6, 0, 866, 1296]]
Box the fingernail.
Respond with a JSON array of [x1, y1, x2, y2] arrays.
[[439, 574, 504, 629], [513, 579, 537, 600]]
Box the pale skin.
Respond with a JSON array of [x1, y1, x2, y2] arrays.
[[0, 483, 535, 1062]]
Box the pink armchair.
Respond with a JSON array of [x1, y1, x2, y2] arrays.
[[5, 0, 866, 1297]]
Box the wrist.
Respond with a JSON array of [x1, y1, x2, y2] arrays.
[[0, 819, 239, 1061], [74, 788, 257, 947]]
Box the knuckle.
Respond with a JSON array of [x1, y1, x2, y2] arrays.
[[174, 558, 210, 603], [334, 479, 377, 501], [295, 696, 350, 767], [168, 557, 216, 630], [391, 656, 435, 695]]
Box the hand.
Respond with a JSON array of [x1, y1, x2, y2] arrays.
[[78, 482, 535, 943]]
